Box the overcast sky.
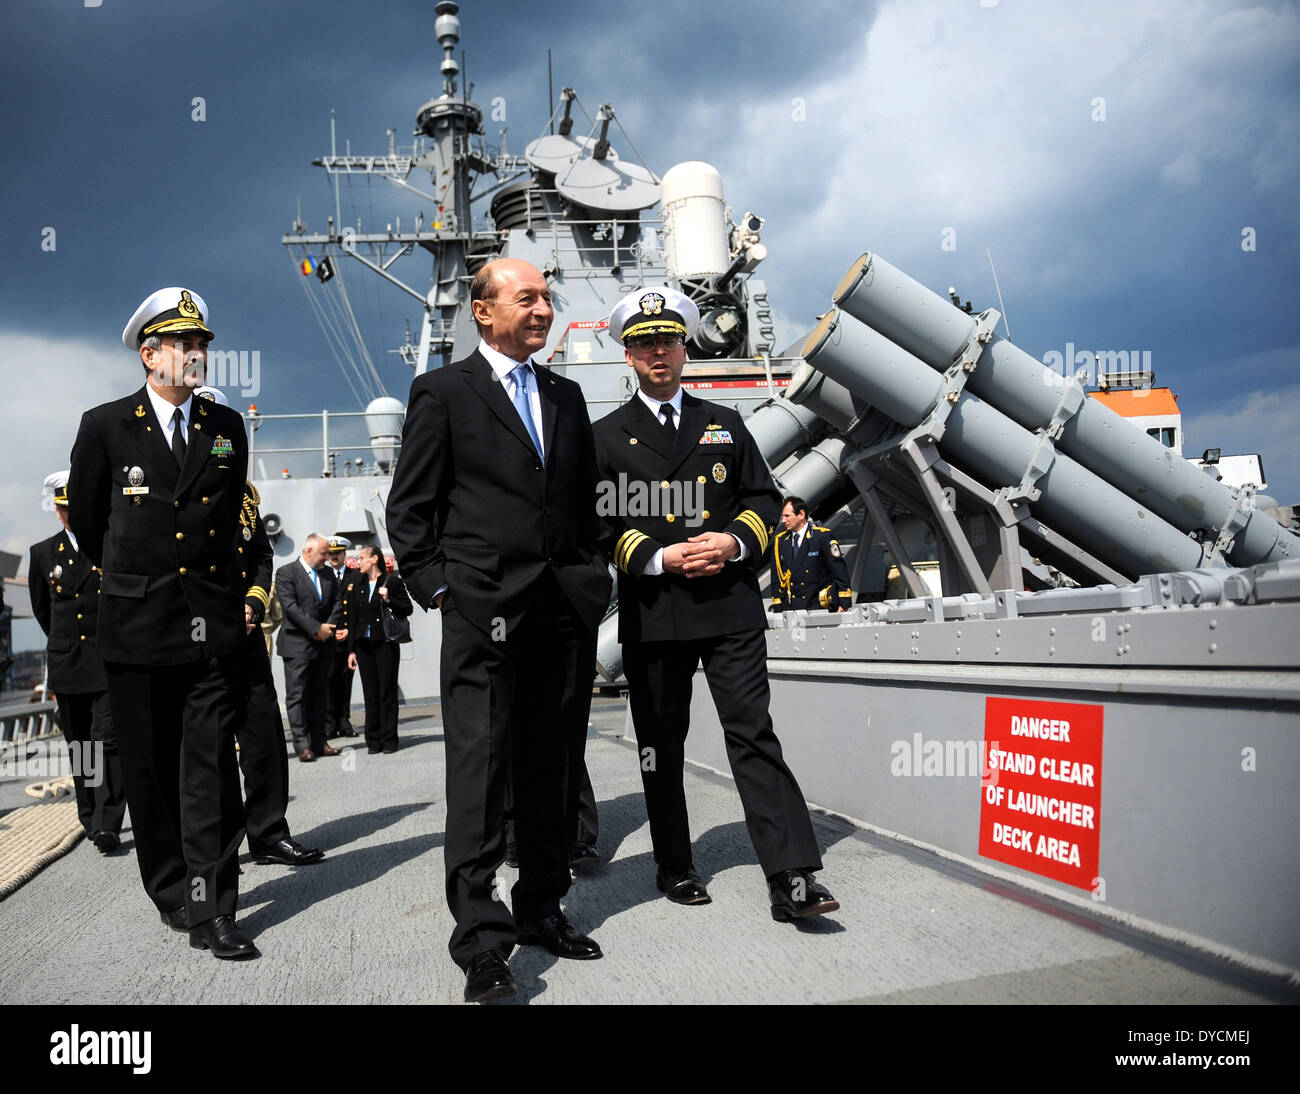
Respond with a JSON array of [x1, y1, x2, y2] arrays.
[[2, 0, 1297, 570]]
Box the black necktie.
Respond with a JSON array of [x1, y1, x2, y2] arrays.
[[660, 404, 676, 436], [171, 407, 187, 467]]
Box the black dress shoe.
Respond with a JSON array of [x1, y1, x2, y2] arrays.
[[569, 842, 601, 869], [339, 729, 360, 738], [91, 830, 120, 854], [768, 869, 840, 921], [160, 906, 189, 933], [251, 837, 324, 866], [656, 866, 711, 905], [381, 745, 398, 753], [367, 747, 383, 755], [189, 915, 259, 959], [516, 911, 602, 960], [464, 950, 516, 1003]]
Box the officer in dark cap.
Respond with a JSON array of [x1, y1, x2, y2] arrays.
[[770, 496, 853, 611], [594, 286, 839, 922], [68, 288, 257, 959], [27, 472, 127, 853], [324, 535, 359, 740]]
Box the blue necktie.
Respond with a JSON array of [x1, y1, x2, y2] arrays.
[[509, 364, 544, 460], [311, 568, 321, 599]]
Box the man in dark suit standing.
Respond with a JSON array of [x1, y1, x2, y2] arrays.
[[68, 287, 256, 959], [593, 286, 838, 922], [387, 258, 611, 1003], [274, 534, 343, 762], [28, 472, 127, 853], [343, 544, 412, 754]]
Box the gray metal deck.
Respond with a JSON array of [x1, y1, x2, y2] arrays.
[[0, 699, 1289, 1005]]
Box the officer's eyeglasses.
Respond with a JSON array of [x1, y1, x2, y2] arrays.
[[628, 335, 684, 350]]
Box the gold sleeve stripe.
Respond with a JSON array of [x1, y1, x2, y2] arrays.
[[615, 530, 650, 572], [246, 585, 270, 608], [735, 510, 769, 554]]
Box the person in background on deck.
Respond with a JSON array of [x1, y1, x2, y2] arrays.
[[769, 495, 853, 612], [344, 544, 413, 754], [275, 533, 344, 763], [194, 385, 324, 868], [28, 471, 127, 854], [324, 535, 359, 740]]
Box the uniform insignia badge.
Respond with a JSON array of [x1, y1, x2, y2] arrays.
[[57, 542, 64, 552], [639, 292, 665, 316], [211, 435, 234, 456], [128, 466, 144, 487], [698, 430, 734, 445], [706, 423, 721, 429], [177, 289, 200, 318], [197, 402, 208, 416], [712, 461, 726, 483], [242, 527, 252, 541], [830, 540, 842, 558], [134, 404, 146, 418], [53, 565, 62, 579]]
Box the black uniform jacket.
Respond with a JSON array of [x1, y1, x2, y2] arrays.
[[68, 386, 249, 665], [385, 349, 611, 635], [28, 530, 107, 693], [342, 571, 413, 651], [770, 524, 853, 610], [592, 392, 780, 643], [274, 560, 341, 661]]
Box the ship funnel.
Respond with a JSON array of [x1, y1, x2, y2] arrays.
[[830, 252, 1298, 567], [365, 397, 406, 473]]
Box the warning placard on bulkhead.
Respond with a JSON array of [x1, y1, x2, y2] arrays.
[[978, 696, 1103, 890]]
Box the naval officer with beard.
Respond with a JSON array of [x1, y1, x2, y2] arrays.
[[68, 287, 256, 959]]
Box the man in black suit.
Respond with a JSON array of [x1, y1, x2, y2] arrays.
[[274, 534, 343, 762], [387, 258, 611, 1002], [324, 536, 358, 739], [68, 286, 257, 959], [28, 473, 127, 853], [593, 286, 838, 922], [770, 496, 853, 612], [343, 544, 413, 754]]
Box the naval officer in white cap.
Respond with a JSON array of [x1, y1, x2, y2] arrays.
[[593, 285, 839, 921], [68, 288, 258, 958]]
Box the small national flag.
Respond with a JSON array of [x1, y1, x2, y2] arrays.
[[300, 255, 316, 276]]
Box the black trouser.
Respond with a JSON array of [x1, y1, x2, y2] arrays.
[[505, 705, 600, 851], [238, 634, 292, 852], [439, 575, 590, 970], [54, 689, 126, 837], [325, 641, 355, 736], [622, 628, 822, 879], [282, 653, 328, 754], [355, 636, 400, 752], [105, 655, 245, 924]]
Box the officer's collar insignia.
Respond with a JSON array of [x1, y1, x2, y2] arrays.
[[639, 292, 665, 316], [57, 542, 64, 552], [197, 401, 208, 416], [134, 404, 146, 418], [211, 435, 234, 456]]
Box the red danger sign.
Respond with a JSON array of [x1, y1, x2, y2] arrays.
[[977, 696, 1103, 890]]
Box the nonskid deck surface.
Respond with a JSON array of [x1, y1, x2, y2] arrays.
[[0, 699, 1284, 1005]]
